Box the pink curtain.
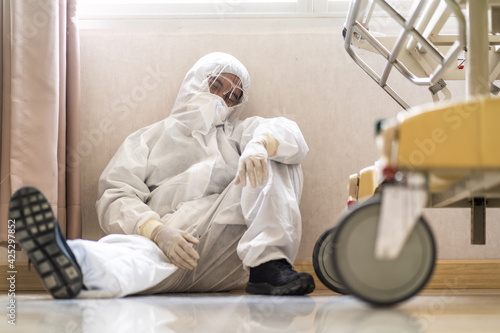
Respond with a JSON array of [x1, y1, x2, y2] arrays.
[[1, 0, 81, 244]]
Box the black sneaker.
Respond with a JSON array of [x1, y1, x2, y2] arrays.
[[9, 187, 83, 299], [245, 259, 315, 295]]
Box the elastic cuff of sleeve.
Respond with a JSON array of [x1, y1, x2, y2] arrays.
[[257, 133, 279, 157], [139, 219, 164, 239]]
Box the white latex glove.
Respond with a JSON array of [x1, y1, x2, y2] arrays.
[[234, 134, 278, 188], [150, 225, 200, 270], [234, 142, 268, 188]]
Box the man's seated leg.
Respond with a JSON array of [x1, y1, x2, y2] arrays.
[[238, 162, 315, 295], [140, 184, 250, 294]]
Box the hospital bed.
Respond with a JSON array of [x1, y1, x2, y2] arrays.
[[313, 0, 500, 305]]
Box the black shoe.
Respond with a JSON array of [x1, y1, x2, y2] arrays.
[[245, 259, 315, 295], [9, 187, 83, 299]]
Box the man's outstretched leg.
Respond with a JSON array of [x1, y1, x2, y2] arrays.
[[238, 162, 315, 295], [9, 186, 180, 299], [9, 187, 83, 298]]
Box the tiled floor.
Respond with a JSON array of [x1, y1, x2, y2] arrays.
[[1, 289, 500, 332]]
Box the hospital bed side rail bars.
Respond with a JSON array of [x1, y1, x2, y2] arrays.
[[343, 0, 466, 110]]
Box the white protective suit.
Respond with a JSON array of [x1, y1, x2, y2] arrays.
[[68, 52, 309, 298]]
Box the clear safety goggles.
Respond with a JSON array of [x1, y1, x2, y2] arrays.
[[205, 73, 244, 107]]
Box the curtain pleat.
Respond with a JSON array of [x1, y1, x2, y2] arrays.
[[0, 0, 13, 244], [66, 0, 82, 239]]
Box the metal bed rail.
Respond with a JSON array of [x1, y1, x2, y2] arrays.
[[343, 0, 466, 109]]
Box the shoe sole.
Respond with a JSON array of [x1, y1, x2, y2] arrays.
[[9, 187, 82, 299], [245, 273, 315, 296]]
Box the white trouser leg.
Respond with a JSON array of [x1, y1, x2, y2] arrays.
[[68, 235, 178, 298], [237, 161, 303, 268], [140, 184, 248, 294]]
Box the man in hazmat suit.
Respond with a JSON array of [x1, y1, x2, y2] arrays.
[[10, 52, 315, 299]]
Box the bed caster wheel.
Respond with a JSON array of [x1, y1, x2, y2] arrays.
[[313, 226, 348, 295], [333, 196, 436, 306]]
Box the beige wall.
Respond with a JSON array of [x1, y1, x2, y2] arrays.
[[76, 17, 500, 261]]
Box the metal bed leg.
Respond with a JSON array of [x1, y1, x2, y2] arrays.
[[471, 198, 486, 245]]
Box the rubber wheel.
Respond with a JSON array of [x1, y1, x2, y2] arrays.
[[313, 226, 348, 294], [333, 196, 436, 306]]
